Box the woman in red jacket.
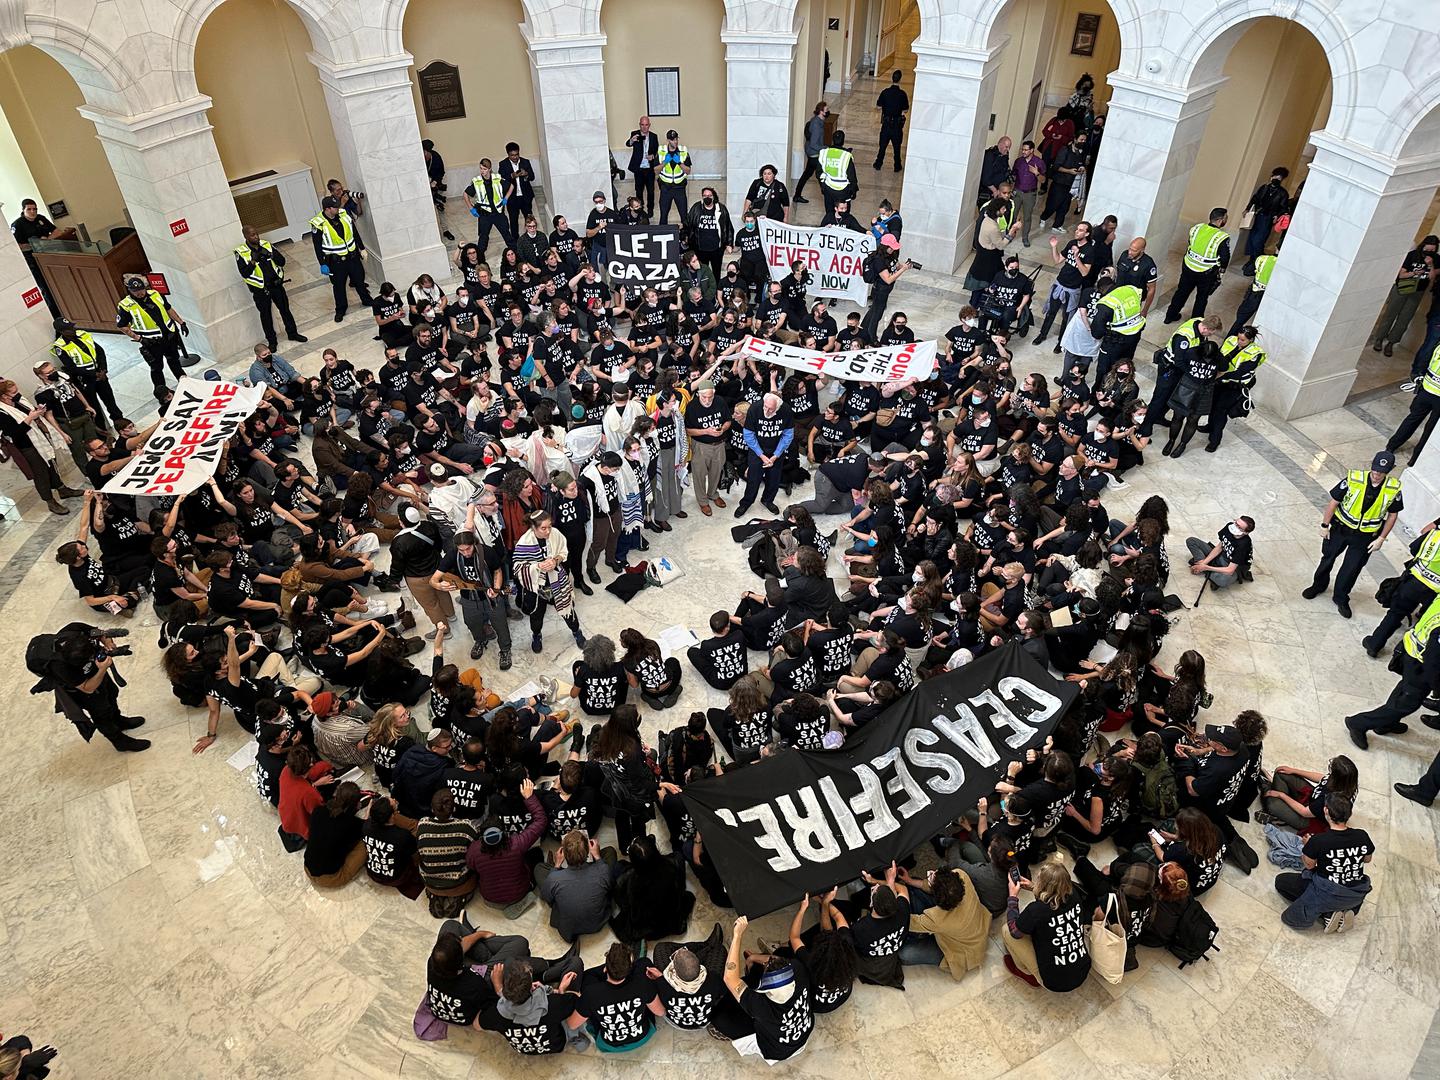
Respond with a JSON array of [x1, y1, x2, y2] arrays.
[[466, 776, 547, 914], [278, 744, 334, 849]]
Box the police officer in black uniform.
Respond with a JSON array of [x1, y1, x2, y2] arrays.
[[33, 622, 149, 752], [1304, 451, 1403, 619], [235, 224, 308, 351], [51, 318, 120, 433]]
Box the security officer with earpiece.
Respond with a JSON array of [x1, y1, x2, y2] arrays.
[[309, 195, 372, 323], [235, 224, 307, 351], [52, 317, 119, 433], [1346, 592, 1440, 751], [1304, 451, 1402, 619], [818, 130, 858, 217], [115, 275, 193, 389], [1362, 517, 1440, 658], [1229, 252, 1274, 336], [1165, 207, 1231, 323], [1203, 325, 1266, 452]]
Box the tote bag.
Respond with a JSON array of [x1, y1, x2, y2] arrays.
[[1089, 892, 1127, 985]]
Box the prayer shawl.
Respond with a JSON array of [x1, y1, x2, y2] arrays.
[[650, 403, 691, 473], [582, 459, 644, 535], [513, 526, 574, 616], [601, 400, 643, 451]]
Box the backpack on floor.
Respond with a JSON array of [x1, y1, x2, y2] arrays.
[[1167, 897, 1220, 968], [1136, 755, 1180, 821]]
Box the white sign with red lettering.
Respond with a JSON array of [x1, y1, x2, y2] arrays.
[[102, 378, 265, 497], [757, 218, 875, 305], [737, 335, 936, 383]]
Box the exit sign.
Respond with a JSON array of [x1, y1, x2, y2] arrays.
[[21, 287, 42, 309], [169, 218, 189, 237]]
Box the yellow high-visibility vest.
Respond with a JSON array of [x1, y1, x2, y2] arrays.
[[308, 210, 358, 256], [1334, 469, 1401, 534], [658, 145, 689, 184], [52, 331, 101, 370], [235, 240, 283, 290], [819, 147, 854, 190], [1409, 529, 1440, 592], [469, 175, 504, 211], [1097, 286, 1145, 335], [1183, 222, 1229, 272], [1403, 594, 1440, 660], [115, 291, 176, 338]]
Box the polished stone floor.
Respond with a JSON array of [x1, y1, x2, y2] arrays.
[[2, 76, 1438, 1080]]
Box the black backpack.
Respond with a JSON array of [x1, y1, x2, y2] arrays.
[[26, 633, 59, 684], [600, 756, 657, 814], [1167, 897, 1220, 967]]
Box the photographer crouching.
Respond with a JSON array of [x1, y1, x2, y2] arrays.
[[27, 622, 149, 752]]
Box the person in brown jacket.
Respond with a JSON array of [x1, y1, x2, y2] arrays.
[[313, 423, 365, 486], [896, 865, 991, 976]]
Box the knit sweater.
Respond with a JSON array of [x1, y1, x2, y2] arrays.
[[416, 817, 479, 890]]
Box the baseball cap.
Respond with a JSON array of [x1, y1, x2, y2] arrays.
[[321, 196, 341, 209], [124, 276, 147, 290], [1204, 724, 1242, 750], [666, 129, 679, 139], [1371, 450, 1396, 473], [52, 317, 74, 332], [879, 233, 900, 250], [592, 190, 605, 200], [309, 691, 339, 716]]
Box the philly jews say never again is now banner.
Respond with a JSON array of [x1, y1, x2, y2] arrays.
[[737, 334, 937, 383], [757, 217, 876, 306], [682, 645, 1077, 916], [102, 378, 265, 498]]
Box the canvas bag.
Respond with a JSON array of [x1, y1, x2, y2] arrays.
[[1089, 892, 1127, 985]]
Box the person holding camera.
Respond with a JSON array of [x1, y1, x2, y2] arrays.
[[31, 621, 148, 752], [860, 234, 912, 343]]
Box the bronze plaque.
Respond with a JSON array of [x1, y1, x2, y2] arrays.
[[419, 61, 465, 123]]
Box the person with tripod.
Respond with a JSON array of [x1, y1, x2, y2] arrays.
[[28, 622, 149, 752]]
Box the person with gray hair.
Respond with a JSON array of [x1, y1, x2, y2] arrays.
[[736, 392, 793, 517]]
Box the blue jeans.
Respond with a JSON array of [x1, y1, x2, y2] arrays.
[[898, 886, 944, 965], [1244, 215, 1274, 260], [1276, 869, 1371, 930]]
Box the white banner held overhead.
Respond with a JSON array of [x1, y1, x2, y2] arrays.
[[757, 218, 875, 305], [736, 335, 937, 383], [102, 378, 265, 498]]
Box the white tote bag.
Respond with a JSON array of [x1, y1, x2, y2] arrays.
[[1089, 892, 1127, 985]]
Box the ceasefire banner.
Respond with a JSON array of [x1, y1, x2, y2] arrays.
[[102, 378, 265, 497], [757, 217, 875, 304], [736, 334, 937, 383], [605, 225, 683, 288], [681, 645, 1076, 916]]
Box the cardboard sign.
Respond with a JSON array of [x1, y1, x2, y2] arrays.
[[757, 218, 876, 305]]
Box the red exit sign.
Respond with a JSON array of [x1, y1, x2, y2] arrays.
[[21, 287, 43, 309], [147, 272, 169, 295], [169, 218, 189, 237]]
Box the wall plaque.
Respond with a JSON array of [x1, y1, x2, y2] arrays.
[[419, 60, 465, 123]]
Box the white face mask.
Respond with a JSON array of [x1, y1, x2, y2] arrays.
[[1228, 522, 1245, 537], [963, 318, 977, 329]]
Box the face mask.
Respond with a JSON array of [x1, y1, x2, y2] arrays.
[[912, 571, 925, 584], [920, 435, 933, 447], [971, 394, 984, 405], [594, 201, 605, 209], [745, 221, 757, 230], [1228, 522, 1245, 537], [1134, 412, 1147, 424], [703, 197, 714, 207]]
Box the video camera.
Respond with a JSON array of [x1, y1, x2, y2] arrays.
[[83, 625, 133, 658]]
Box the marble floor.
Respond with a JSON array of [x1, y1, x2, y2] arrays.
[[2, 77, 1439, 1080]]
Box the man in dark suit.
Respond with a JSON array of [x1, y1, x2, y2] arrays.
[[499, 142, 536, 239], [626, 116, 660, 218]]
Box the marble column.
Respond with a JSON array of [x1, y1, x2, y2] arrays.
[[724, 29, 797, 205], [78, 97, 253, 363], [898, 42, 1002, 274], [1081, 73, 1224, 260], [0, 226, 65, 387], [310, 53, 449, 288], [524, 31, 611, 226], [1254, 133, 1440, 420]]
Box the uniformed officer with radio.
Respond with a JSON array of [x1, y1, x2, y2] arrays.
[[1385, 339, 1440, 460], [1088, 272, 1146, 386], [114, 276, 193, 389], [1164, 207, 1231, 323], [51, 318, 119, 433], [1363, 517, 1440, 657], [1304, 451, 1402, 619], [1346, 592, 1440, 750], [656, 130, 692, 226], [817, 130, 858, 216], [235, 224, 307, 350], [1229, 252, 1274, 336], [1203, 325, 1267, 452], [309, 196, 372, 323]]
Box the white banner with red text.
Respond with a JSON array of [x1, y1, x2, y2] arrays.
[[736, 335, 937, 383], [757, 217, 875, 305], [102, 378, 265, 497]]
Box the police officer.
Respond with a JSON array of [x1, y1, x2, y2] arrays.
[[1229, 252, 1274, 336], [1304, 451, 1402, 619], [1112, 235, 1159, 316], [34, 622, 150, 752], [463, 158, 514, 254], [1138, 314, 1223, 438], [1089, 272, 1146, 386], [1385, 339, 1440, 461], [656, 129, 692, 225], [1362, 518, 1440, 658], [115, 276, 191, 389], [818, 130, 858, 216], [51, 317, 118, 433], [309, 196, 372, 323], [1346, 593, 1440, 750], [235, 224, 307, 351], [1203, 325, 1266, 452], [1164, 207, 1231, 323]]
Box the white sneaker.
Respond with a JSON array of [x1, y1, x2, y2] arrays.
[[1401, 380, 1418, 392], [1051, 227, 1065, 235]]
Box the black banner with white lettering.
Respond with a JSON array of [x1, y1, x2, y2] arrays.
[[682, 644, 1076, 916], [605, 224, 682, 288]]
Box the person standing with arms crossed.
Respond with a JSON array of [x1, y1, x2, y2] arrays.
[[874, 70, 909, 171], [1303, 451, 1402, 619], [235, 224, 307, 351]]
